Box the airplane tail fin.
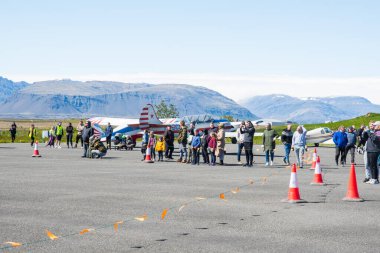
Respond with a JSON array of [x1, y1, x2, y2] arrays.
[[91, 123, 105, 139], [139, 104, 163, 130]]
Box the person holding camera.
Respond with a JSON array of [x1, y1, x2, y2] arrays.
[[241, 121, 255, 167]]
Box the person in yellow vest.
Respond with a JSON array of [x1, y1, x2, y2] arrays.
[[155, 136, 166, 161], [28, 124, 37, 147], [55, 122, 64, 149]]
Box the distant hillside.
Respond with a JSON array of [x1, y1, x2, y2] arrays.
[[241, 94, 380, 123], [0, 77, 257, 120]]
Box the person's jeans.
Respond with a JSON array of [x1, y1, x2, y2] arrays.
[[345, 145, 355, 164], [210, 151, 216, 164], [284, 143, 291, 164], [294, 146, 305, 167], [265, 150, 274, 163], [237, 143, 244, 162], [83, 143, 89, 157], [335, 147, 346, 165], [364, 150, 372, 179], [179, 143, 187, 161]]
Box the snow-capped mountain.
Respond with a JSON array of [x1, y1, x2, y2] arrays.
[[0, 77, 257, 119], [241, 94, 380, 123]]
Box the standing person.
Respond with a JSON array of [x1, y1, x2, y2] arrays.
[[209, 122, 218, 135], [345, 126, 357, 164], [9, 122, 17, 143], [241, 121, 255, 167], [46, 126, 56, 147], [208, 132, 217, 166], [105, 122, 113, 150], [333, 126, 348, 167], [366, 122, 380, 184], [292, 125, 307, 168], [177, 120, 188, 163], [164, 125, 175, 159], [55, 122, 64, 149], [148, 131, 156, 161], [357, 124, 366, 150], [75, 120, 84, 148], [66, 122, 74, 148], [237, 121, 246, 165], [191, 130, 201, 165], [216, 123, 226, 165], [362, 122, 375, 182], [155, 136, 166, 162], [281, 124, 293, 165], [28, 124, 37, 147], [186, 122, 195, 164], [141, 129, 149, 161], [262, 123, 278, 166], [81, 121, 94, 158], [201, 129, 210, 164]]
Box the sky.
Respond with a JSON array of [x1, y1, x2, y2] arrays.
[[1, 0, 380, 103]]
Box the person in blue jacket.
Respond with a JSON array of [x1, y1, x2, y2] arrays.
[[333, 126, 348, 167], [191, 130, 201, 165]]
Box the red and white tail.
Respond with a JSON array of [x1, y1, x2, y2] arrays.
[[139, 104, 163, 130]]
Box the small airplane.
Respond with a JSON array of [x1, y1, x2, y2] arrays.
[[89, 104, 233, 143]]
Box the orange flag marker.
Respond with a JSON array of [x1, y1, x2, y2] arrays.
[[219, 193, 225, 200], [114, 221, 124, 232], [135, 214, 148, 222], [161, 209, 168, 220], [79, 228, 93, 235], [46, 230, 59, 240], [4, 242, 22, 248]]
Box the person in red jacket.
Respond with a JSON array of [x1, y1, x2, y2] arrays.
[[208, 132, 217, 166]]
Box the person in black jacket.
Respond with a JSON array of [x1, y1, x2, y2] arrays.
[[241, 120, 255, 167], [366, 124, 380, 184], [66, 122, 74, 148], [81, 121, 94, 158], [9, 122, 17, 143], [281, 124, 293, 165], [164, 125, 175, 159]]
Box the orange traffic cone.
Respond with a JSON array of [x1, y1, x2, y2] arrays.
[[310, 148, 317, 170], [144, 145, 154, 163], [282, 164, 307, 203], [32, 141, 41, 157], [311, 156, 326, 186], [343, 164, 364, 202]]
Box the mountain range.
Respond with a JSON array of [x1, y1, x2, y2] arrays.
[[1, 76, 379, 123], [0, 77, 256, 120], [240, 95, 380, 123]]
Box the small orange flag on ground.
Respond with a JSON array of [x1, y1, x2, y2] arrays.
[[4, 242, 22, 248], [46, 230, 59, 240], [114, 221, 124, 232], [79, 228, 93, 235], [135, 214, 148, 222], [161, 209, 168, 220], [219, 193, 225, 200]]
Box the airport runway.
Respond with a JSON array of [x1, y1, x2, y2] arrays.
[[0, 144, 379, 253]]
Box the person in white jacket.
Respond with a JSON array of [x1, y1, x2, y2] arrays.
[[236, 121, 246, 164], [292, 125, 307, 168]]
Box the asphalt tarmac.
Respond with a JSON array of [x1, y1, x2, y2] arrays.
[[0, 143, 379, 253]]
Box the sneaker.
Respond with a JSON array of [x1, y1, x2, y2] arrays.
[[265, 162, 269, 167], [366, 179, 375, 184], [270, 161, 273, 166], [243, 163, 248, 167], [177, 159, 182, 163], [363, 178, 370, 183], [374, 179, 380, 185], [238, 161, 243, 165]]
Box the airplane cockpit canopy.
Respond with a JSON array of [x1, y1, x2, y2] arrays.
[[181, 114, 218, 124]]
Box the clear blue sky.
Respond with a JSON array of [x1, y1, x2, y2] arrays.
[[1, 0, 379, 102]]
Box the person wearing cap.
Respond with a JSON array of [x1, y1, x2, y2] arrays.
[[81, 121, 94, 158], [333, 126, 348, 167], [55, 122, 64, 149], [365, 121, 380, 184], [216, 123, 226, 165], [241, 120, 255, 167], [345, 126, 357, 165]]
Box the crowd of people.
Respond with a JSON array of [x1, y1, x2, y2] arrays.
[[7, 119, 380, 184]]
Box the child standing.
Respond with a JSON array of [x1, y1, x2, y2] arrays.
[[191, 130, 201, 165], [208, 132, 217, 166], [155, 136, 166, 161]]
